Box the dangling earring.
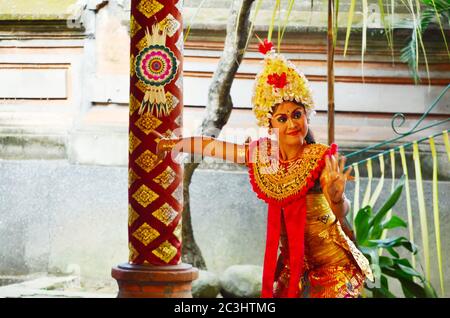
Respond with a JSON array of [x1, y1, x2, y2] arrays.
[[268, 128, 273, 135]]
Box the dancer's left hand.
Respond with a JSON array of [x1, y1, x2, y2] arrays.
[[321, 153, 353, 204]]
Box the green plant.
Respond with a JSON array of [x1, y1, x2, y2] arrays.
[[354, 175, 438, 298], [400, 0, 450, 84]]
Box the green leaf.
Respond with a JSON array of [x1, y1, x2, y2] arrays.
[[394, 258, 414, 268], [379, 256, 394, 268], [423, 280, 439, 298], [369, 284, 397, 298], [368, 236, 406, 248], [383, 267, 428, 298], [397, 263, 422, 278], [381, 215, 407, 230], [386, 247, 399, 258], [369, 176, 405, 230], [360, 246, 380, 268], [355, 206, 372, 244]]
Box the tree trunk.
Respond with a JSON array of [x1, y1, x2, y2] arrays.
[[181, 0, 255, 269]]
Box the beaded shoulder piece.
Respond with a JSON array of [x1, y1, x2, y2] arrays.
[[247, 138, 337, 206]]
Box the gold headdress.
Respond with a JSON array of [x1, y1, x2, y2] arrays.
[[252, 39, 315, 127]]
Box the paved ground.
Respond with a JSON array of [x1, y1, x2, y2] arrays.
[[0, 274, 116, 298]]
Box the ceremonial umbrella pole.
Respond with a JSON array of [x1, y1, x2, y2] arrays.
[[327, 0, 335, 145], [112, 0, 198, 298]]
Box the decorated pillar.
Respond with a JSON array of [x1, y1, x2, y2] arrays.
[[112, 0, 198, 298]]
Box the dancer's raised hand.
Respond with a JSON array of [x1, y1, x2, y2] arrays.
[[321, 153, 353, 204]]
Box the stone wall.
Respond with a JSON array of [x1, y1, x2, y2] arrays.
[[0, 160, 449, 296]]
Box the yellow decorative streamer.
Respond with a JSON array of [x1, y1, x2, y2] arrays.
[[413, 141, 430, 281], [429, 137, 445, 296], [268, 0, 281, 43], [444, 130, 450, 162], [382, 149, 396, 240], [400, 146, 416, 269], [369, 154, 384, 208], [361, 158, 372, 208], [353, 163, 360, 229], [244, 0, 263, 52], [378, 150, 395, 256]]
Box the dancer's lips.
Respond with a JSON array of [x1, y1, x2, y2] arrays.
[[287, 130, 301, 136]]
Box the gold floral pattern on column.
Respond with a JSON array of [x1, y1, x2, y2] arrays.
[[158, 14, 180, 37], [136, 36, 148, 51], [130, 15, 142, 39], [137, 0, 164, 19], [153, 166, 176, 189], [173, 221, 182, 243], [130, 94, 140, 115], [129, 131, 142, 154], [152, 240, 177, 263], [135, 80, 148, 95], [128, 168, 141, 188], [130, 54, 136, 77], [128, 204, 140, 226], [165, 91, 179, 116], [135, 150, 159, 173], [135, 112, 162, 135], [132, 184, 159, 207], [152, 203, 178, 226], [129, 242, 139, 263], [133, 222, 160, 246]]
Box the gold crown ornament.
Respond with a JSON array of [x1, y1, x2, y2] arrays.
[[252, 39, 315, 127]]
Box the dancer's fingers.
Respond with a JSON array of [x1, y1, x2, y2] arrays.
[[339, 156, 346, 173], [344, 165, 353, 179], [330, 153, 338, 172], [149, 129, 165, 139], [325, 155, 332, 173]]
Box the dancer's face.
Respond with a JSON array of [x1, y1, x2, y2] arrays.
[[270, 101, 308, 147]]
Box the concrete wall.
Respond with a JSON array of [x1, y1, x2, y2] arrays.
[[0, 160, 449, 296]]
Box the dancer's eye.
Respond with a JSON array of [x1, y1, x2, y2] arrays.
[[277, 115, 287, 123], [293, 111, 302, 119]]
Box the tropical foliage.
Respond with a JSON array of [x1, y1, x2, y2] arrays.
[[354, 175, 438, 297], [400, 0, 450, 84]]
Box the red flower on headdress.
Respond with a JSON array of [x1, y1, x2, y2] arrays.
[[258, 39, 274, 55], [267, 72, 288, 89]]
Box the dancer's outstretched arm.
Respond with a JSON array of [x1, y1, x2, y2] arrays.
[[150, 130, 249, 165]]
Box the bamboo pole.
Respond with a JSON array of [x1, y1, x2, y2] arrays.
[[327, 0, 335, 144]]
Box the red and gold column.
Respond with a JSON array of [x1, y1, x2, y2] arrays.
[[112, 0, 198, 298]]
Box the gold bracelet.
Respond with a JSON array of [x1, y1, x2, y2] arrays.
[[161, 139, 177, 152], [236, 146, 247, 163]]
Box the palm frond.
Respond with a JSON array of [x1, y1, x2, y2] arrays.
[[378, 0, 394, 53], [280, 0, 295, 46], [428, 0, 450, 59], [343, 0, 357, 56], [184, 0, 209, 42], [243, 0, 263, 53], [400, 6, 435, 83]]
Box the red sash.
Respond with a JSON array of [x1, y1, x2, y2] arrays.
[[247, 139, 337, 297]]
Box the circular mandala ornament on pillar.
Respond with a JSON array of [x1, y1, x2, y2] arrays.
[[135, 45, 177, 87]]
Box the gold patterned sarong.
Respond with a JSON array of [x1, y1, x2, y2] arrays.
[[274, 193, 370, 298]]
